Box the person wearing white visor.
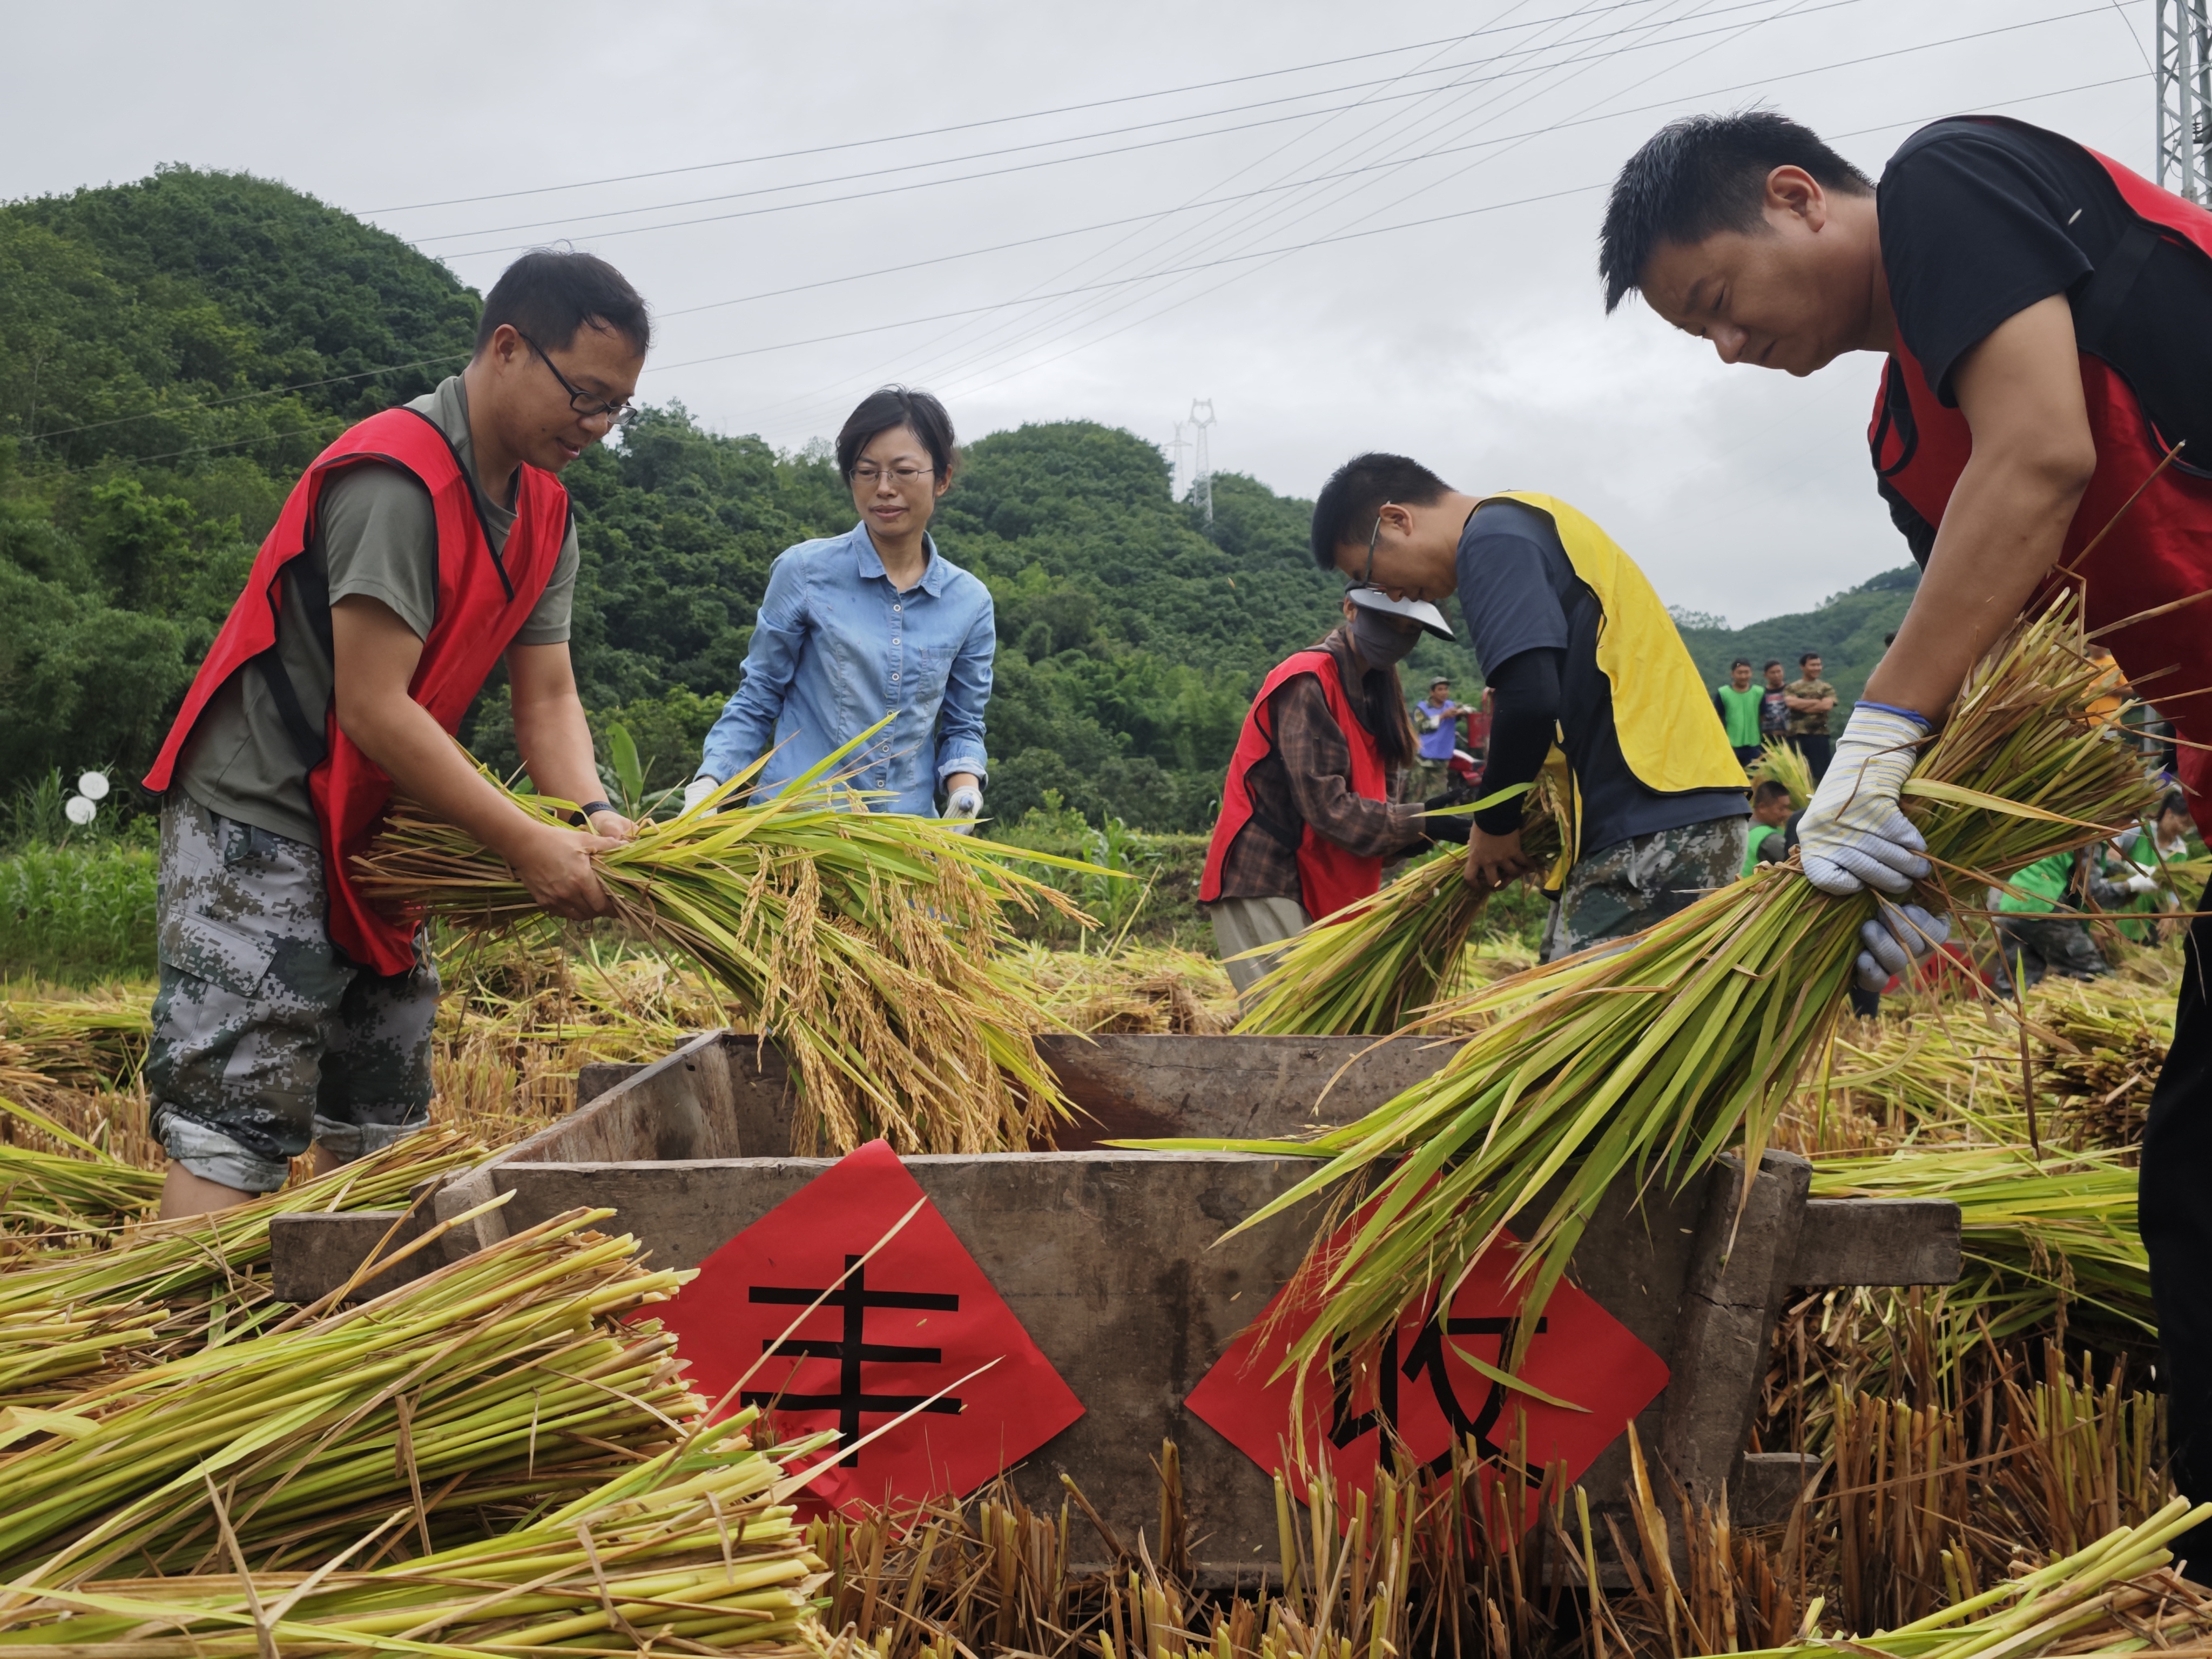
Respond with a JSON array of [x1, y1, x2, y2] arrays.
[[1197, 586, 1471, 996]]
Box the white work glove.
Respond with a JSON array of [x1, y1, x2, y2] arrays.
[[1798, 703, 1934, 897], [941, 784, 982, 833], [1853, 902, 1951, 995], [682, 774, 720, 814], [2126, 872, 2162, 896]]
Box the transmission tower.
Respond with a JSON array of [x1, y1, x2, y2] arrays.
[[1168, 420, 1191, 503], [1188, 399, 1216, 525], [2157, 0, 2212, 203]]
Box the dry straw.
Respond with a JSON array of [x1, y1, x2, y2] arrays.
[[1235, 768, 1565, 1037], [0, 1410, 823, 1655], [1150, 596, 2164, 1380], [353, 733, 1097, 1155], [0, 1203, 700, 1586]]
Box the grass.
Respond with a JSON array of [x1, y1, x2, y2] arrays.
[[0, 843, 158, 983]]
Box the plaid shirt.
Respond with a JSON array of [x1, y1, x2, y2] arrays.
[[1212, 631, 1428, 902]]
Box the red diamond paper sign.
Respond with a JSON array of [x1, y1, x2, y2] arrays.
[[657, 1139, 1084, 1516], [1186, 1225, 1668, 1532]]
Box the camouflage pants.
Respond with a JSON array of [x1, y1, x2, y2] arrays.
[[1541, 817, 1749, 963], [1990, 914, 2110, 996], [147, 795, 438, 1191]]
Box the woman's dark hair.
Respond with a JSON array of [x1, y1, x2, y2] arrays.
[[837, 386, 958, 482], [1599, 111, 1873, 312], [476, 249, 650, 356]]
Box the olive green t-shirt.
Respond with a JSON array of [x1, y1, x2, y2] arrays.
[[1784, 678, 1836, 738], [173, 376, 579, 847]]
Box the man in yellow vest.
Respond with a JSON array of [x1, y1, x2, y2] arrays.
[[1310, 454, 1750, 959]]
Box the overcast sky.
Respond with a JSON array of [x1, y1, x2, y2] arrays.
[[0, 0, 2163, 624]]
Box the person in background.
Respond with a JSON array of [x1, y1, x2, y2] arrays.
[[1991, 849, 2114, 995], [1464, 685, 1495, 767], [1743, 779, 1793, 875], [2092, 793, 2192, 942], [1757, 659, 1792, 748], [1199, 591, 1471, 995], [1714, 658, 1764, 767], [2086, 645, 2130, 730], [687, 388, 992, 828], [138, 250, 649, 1219], [1784, 653, 1837, 779], [1305, 454, 1749, 962], [1411, 676, 1465, 798]]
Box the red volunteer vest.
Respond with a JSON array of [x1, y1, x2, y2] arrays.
[[1200, 647, 1392, 923], [144, 407, 570, 975], [1870, 129, 2212, 804]]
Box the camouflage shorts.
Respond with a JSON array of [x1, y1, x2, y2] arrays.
[[147, 794, 439, 1191], [1991, 914, 2110, 995], [1541, 817, 1749, 963]]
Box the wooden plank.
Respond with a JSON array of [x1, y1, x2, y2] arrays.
[[1791, 1198, 1962, 1287], [269, 1210, 435, 1302], [1035, 1032, 1461, 1148]]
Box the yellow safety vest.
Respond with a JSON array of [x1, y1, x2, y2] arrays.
[[1479, 491, 1748, 887]]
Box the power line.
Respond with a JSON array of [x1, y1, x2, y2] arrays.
[[429, 0, 1879, 261], [22, 353, 471, 446], [19, 3, 2136, 458], [419, 0, 1811, 251], [740, 3, 2125, 432], [361, 0, 1733, 216], [43, 70, 2135, 480]]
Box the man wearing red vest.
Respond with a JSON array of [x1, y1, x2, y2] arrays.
[[1200, 591, 1469, 994], [1600, 112, 2212, 1552], [140, 251, 650, 1219]]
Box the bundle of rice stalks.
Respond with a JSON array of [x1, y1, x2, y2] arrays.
[[0, 1203, 700, 1585], [354, 739, 1093, 1155], [1806, 1144, 2149, 1353], [0, 1411, 825, 1655], [999, 942, 1238, 1035], [2031, 975, 2171, 1149], [0, 1095, 160, 1242], [430, 931, 729, 1136], [1233, 771, 1564, 1037], [0, 984, 152, 1092], [1162, 597, 2163, 1377], [0, 1130, 485, 1404], [1753, 739, 1815, 809], [1727, 1496, 2209, 1659]]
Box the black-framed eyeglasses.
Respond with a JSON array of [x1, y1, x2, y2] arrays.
[[1358, 509, 1390, 589], [520, 332, 636, 426]]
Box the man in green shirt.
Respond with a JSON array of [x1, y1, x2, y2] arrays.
[[1742, 780, 1793, 875], [1990, 850, 2109, 994], [1713, 658, 1763, 767], [147, 250, 650, 1219], [1784, 653, 1837, 780]]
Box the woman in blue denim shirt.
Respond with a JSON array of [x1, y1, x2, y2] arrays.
[[686, 388, 993, 825]]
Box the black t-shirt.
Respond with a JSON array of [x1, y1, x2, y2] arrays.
[[1878, 116, 2212, 552], [1454, 500, 1746, 856]]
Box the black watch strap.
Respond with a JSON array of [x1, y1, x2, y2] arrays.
[[565, 799, 615, 826]]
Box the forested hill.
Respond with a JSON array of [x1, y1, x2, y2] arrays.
[[1674, 566, 1921, 710], [3, 164, 1906, 834]]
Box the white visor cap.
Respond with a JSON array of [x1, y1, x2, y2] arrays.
[[1345, 584, 1454, 641]]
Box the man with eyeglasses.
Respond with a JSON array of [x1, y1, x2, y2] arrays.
[[141, 249, 650, 1219], [1309, 455, 1750, 960]]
